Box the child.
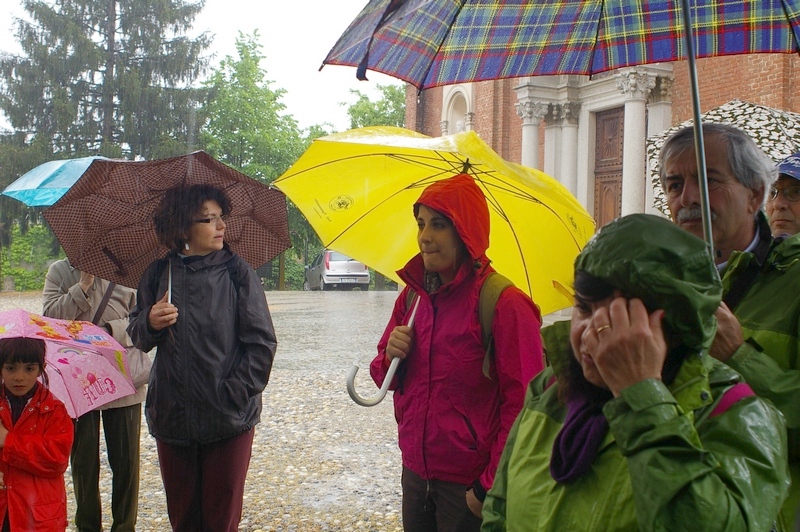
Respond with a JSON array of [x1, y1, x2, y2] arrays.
[[0, 337, 73, 532]]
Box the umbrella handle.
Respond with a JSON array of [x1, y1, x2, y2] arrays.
[[347, 357, 400, 407], [346, 294, 421, 407]]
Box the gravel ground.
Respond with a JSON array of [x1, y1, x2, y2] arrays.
[[0, 290, 403, 532], [1, 289, 566, 531]]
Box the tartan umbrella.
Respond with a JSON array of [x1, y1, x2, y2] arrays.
[[323, 0, 800, 89], [647, 99, 800, 214], [322, 0, 800, 257], [43, 151, 291, 288]]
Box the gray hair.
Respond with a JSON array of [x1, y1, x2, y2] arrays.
[[659, 123, 777, 205]]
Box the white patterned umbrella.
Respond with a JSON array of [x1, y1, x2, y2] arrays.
[[647, 99, 800, 214]]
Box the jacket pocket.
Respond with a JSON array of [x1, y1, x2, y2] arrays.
[[32, 498, 66, 526], [222, 379, 248, 414]]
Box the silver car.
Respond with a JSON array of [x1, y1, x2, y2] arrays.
[[304, 250, 371, 291]]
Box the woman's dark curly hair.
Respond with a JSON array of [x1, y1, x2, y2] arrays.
[[0, 337, 49, 388], [153, 184, 231, 252]]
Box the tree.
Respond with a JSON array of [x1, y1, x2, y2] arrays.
[[0, 0, 210, 161], [197, 31, 303, 184], [346, 83, 406, 129], [0, 0, 210, 277]]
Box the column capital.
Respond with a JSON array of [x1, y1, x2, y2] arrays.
[[440, 120, 449, 136], [464, 112, 475, 130], [616, 69, 657, 100], [515, 101, 549, 124], [544, 103, 561, 126], [649, 75, 674, 103], [560, 102, 581, 125]]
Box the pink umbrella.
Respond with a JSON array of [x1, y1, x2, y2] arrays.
[[0, 309, 136, 418]]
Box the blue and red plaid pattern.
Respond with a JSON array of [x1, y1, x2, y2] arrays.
[[323, 0, 800, 89]]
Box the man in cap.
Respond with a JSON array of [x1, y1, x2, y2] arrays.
[[767, 152, 800, 237], [659, 122, 800, 530]]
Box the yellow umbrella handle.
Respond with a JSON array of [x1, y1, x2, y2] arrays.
[[346, 294, 421, 407]]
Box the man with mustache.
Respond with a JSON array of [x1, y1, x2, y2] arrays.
[[659, 123, 800, 531]]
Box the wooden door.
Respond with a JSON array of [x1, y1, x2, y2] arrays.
[[594, 107, 624, 228]]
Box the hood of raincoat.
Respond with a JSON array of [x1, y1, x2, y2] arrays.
[[415, 173, 490, 264], [574, 214, 721, 353]]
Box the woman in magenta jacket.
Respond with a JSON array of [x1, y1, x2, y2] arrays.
[[370, 173, 544, 531]]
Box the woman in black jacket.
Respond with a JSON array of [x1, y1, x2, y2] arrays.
[[128, 184, 277, 531]]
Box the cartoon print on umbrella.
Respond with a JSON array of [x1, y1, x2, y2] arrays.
[[0, 309, 135, 418]]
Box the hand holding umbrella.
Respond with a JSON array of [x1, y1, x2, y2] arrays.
[[347, 295, 420, 406], [148, 291, 178, 330]]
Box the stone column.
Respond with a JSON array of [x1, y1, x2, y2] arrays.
[[515, 101, 549, 169], [543, 104, 562, 180], [464, 112, 475, 131], [559, 102, 581, 196], [440, 120, 449, 136], [616, 69, 656, 215], [646, 75, 674, 215]]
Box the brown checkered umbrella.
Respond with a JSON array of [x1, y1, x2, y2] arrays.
[[43, 151, 291, 288]]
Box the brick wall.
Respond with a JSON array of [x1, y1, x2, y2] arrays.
[[671, 54, 800, 122], [407, 80, 523, 162]]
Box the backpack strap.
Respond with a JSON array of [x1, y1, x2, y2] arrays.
[[405, 287, 416, 314], [479, 273, 514, 379], [403, 273, 515, 380]]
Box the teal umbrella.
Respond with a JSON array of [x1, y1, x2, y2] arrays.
[[1, 156, 108, 207]]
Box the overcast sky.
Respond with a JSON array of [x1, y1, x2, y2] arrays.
[[0, 0, 402, 132]]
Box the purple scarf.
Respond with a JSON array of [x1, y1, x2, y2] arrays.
[[550, 392, 610, 483]]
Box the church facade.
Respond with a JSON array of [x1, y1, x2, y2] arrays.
[[404, 54, 800, 228]]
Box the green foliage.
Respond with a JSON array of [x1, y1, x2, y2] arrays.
[[0, 0, 210, 160], [283, 256, 306, 291], [346, 84, 406, 129], [0, 224, 63, 292], [197, 32, 305, 184]]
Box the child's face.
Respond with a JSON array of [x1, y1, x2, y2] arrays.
[[2, 362, 41, 397]]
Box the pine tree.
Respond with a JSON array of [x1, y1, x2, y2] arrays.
[[0, 0, 211, 160]]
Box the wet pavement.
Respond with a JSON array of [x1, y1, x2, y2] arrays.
[[268, 290, 398, 372], [0, 288, 564, 530], [1, 289, 404, 531]]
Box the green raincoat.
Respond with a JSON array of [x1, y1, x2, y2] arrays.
[[482, 214, 790, 531], [721, 213, 800, 529]]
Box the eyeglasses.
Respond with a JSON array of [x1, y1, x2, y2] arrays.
[[192, 214, 229, 225], [768, 185, 800, 202]]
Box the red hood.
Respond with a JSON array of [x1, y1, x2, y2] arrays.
[[415, 173, 490, 264]]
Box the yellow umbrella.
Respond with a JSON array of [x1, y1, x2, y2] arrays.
[[275, 126, 595, 315]]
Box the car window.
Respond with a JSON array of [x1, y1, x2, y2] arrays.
[[329, 251, 352, 262]]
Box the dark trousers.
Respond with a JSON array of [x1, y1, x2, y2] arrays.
[[71, 403, 142, 532], [156, 428, 254, 532], [401, 466, 482, 532]]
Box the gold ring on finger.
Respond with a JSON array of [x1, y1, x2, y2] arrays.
[[596, 325, 611, 334]]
